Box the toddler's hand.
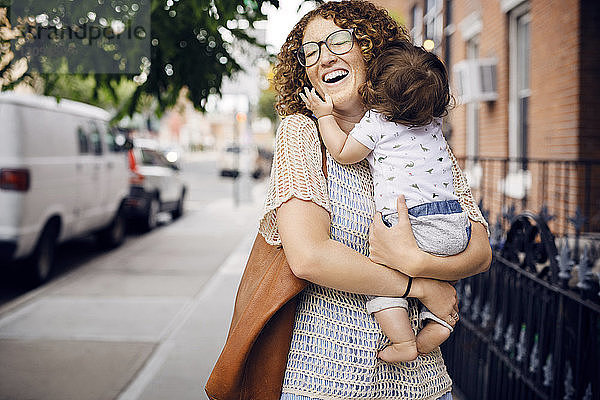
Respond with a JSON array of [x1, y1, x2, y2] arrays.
[[299, 87, 333, 118]]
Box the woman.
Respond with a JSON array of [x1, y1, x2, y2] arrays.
[[260, 1, 491, 399]]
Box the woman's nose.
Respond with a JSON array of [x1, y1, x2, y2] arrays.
[[319, 43, 337, 65]]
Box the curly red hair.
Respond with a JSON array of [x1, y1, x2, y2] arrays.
[[273, 0, 410, 118]]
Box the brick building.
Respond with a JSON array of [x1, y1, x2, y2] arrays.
[[374, 0, 600, 234]]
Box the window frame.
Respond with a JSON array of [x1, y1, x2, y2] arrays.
[[508, 2, 531, 171]]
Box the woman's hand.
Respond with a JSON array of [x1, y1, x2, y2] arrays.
[[369, 195, 426, 277], [299, 87, 333, 118], [369, 195, 493, 280], [411, 277, 459, 328]]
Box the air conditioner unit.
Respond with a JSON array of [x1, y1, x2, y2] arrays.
[[453, 58, 498, 103]]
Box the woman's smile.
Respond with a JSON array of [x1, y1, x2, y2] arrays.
[[322, 68, 349, 84]]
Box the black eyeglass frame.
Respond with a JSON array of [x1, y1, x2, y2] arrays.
[[296, 28, 355, 67]]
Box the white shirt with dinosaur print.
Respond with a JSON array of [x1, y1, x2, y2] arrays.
[[350, 110, 457, 213]]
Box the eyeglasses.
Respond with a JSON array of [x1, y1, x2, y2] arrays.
[[296, 29, 354, 67]]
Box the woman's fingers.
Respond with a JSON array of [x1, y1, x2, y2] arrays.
[[416, 278, 458, 325], [368, 212, 386, 264], [299, 92, 308, 104], [396, 195, 410, 226]]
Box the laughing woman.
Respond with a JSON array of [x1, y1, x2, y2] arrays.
[[259, 1, 492, 399]]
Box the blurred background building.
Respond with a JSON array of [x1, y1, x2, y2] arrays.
[[381, 0, 600, 236]]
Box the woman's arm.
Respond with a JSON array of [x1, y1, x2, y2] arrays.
[[277, 197, 459, 324], [368, 195, 493, 281]]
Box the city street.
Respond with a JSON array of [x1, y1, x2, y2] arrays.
[[0, 153, 266, 400]]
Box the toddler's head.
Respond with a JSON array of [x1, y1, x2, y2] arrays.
[[359, 42, 452, 127]]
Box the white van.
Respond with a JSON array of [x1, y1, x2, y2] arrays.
[[0, 93, 129, 283]]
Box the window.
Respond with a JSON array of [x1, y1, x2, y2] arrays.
[[466, 36, 480, 162], [77, 127, 89, 154], [424, 0, 443, 55], [88, 122, 103, 155], [444, 0, 453, 67], [508, 3, 530, 170], [410, 4, 423, 46]]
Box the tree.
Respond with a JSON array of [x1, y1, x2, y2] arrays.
[[2, 0, 279, 117], [0, 7, 33, 90]]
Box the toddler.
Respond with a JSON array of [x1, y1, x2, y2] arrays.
[[301, 43, 470, 363]]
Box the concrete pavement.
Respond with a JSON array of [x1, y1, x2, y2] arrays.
[[0, 182, 264, 400]]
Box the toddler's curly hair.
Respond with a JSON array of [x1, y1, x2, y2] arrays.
[[359, 43, 453, 126]]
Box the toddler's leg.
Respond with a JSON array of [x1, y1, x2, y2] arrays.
[[416, 321, 451, 355], [374, 307, 418, 362], [416, 308, 453, 355]]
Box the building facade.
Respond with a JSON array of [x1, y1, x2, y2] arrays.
[[382, 0, 600, 234]]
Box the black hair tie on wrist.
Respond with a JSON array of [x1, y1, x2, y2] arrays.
[[400, 277, 413, 298]]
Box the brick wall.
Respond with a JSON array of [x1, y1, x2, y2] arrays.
[[371, 0, 597, 232]]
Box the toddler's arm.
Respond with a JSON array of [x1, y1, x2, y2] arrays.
[[300, 87, 370, 165]]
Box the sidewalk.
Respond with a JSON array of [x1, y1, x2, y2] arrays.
[[0, 184, 264, 400]]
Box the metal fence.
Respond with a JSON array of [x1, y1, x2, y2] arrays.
[[441, 209, 600, 400], [456, 156, 600, 237]]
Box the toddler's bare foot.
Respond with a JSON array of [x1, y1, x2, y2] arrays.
[[378, 339, 418, 363], [416, 322, 451, 355]]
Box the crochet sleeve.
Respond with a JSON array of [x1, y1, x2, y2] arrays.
[[448, 145, 489, 236], [259, 114, 331, 245]]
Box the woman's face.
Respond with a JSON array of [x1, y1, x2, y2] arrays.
[[302, 17, 367, 113]]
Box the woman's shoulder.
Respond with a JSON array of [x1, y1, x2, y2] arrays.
[[277, 113, 318, 138]]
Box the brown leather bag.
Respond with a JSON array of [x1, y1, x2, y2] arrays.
[[205, 144, 326, 400], [204, 233, 308, 400]]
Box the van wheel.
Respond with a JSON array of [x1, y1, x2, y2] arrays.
[[171, 190, 185, 220], [27, 223, 58, 285], [141, 197, 160, 232], [97, 206, 126, 248]]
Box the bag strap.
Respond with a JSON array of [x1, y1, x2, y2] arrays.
[[321, 144, 328, 179]]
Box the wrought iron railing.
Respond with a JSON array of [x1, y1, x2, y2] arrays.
[[456, 156, 600, 237], [441, 209, 600, 400]]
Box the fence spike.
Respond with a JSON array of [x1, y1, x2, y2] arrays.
[[481, 302, 491, 329], [462, 283, 472, 316], [491, 217, 505, 251], [543, 354, 553, 387], [557, 240, 574, 288], [503, 203, 517, 224], [582, 383, 592, 400], [576, 244, 594, 297], [539, 204, 555, 223], [568, 208, 586, 234], [516, 323, 527, 363], [529, 333, 539, 373], [568, 208, 585, 262], [455, 280, 463, 301], [504, 323, 515, 354], [479, 199, 490, 225], [563, 362, 575, 400], [493, 314, 504, 343], [471, 296, 481, 323]]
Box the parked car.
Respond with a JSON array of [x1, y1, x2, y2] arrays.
[[218, 144, 270, 179], [124, 145, 187, 231], [0, 93, 129, 283]]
